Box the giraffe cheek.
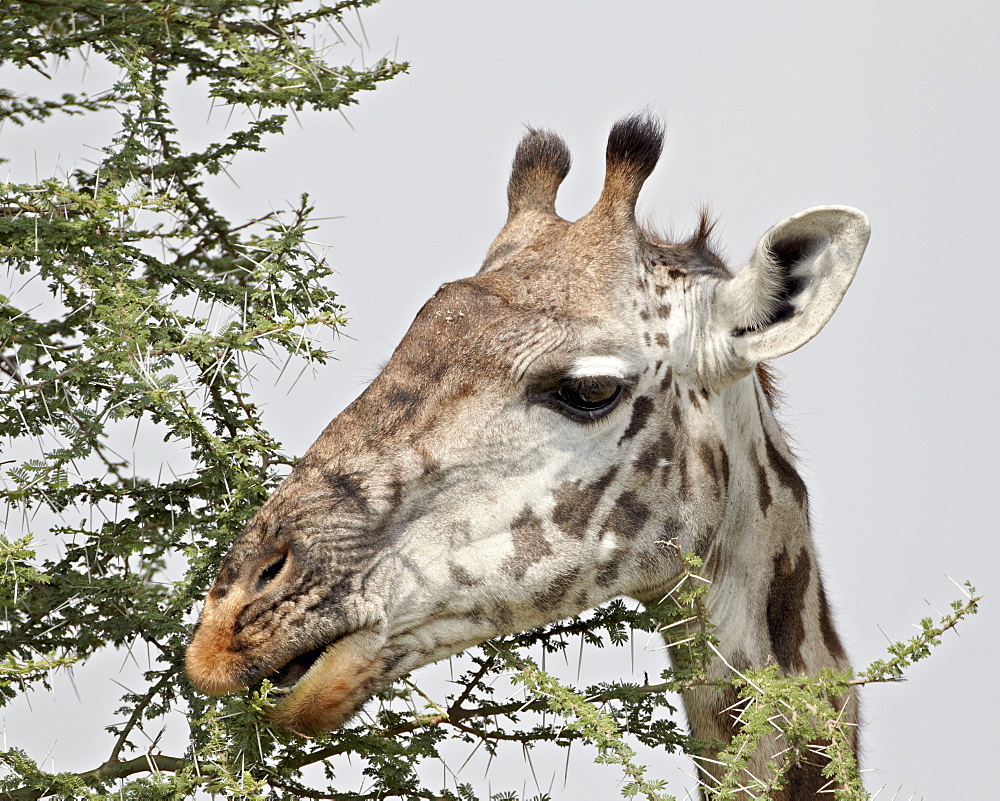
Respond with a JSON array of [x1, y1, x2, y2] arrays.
[[269, 629, 387, 735]]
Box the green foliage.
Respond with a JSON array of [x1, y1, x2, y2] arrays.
[[0, 2, 982, 799], [704, 665, 860, 800], [858, 583, 979, 684]]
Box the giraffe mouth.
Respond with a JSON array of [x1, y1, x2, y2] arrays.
[[265, 628, 388, 734], [268, 643, 330, 693]]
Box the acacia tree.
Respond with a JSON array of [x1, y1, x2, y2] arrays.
[[0, 2, 980, 799]]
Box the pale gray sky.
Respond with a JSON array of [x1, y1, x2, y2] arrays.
[[3, 2, 998, 798]]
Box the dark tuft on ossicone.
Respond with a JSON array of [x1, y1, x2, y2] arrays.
[[606, 113, 664, 183], [507, 128, 572, 216], [512, 128, 571, 185]]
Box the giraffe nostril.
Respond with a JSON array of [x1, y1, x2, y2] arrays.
[[255, 553, 287, 593]]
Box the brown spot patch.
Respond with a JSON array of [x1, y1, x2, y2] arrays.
[[595, 491, 650, 584], [534, 567, 580, 609], [551, 466, 618, 539], [764, 431, 808, 506], [676, 451, 691, 497], [503, 507, 553, 581], [773, 752, 829, 801], [718, 446, 730, 491], [712, 684, 746, 741], [662, 516, 682, 543], [766, 548, 811, 672], [601, 490, 651, 536], [752, 444, 773, 515], [698, 441, 721, 496], [619, 396, 654, 445], [388, 478, 404, 507], [448, 562, 481, 587], [659, 366, 674, 393], [635, 429, 675, 475], [490, 601, 514, 629], [817, 581, 847, 661], [597, 551, 626, 585], [382, 383, 422, 422]]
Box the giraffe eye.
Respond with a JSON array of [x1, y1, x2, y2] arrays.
[[551, 377, 625, 421], [255, 553, 287, 592]]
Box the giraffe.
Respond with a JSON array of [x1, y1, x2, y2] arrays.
[[186, 114, 870, 797]]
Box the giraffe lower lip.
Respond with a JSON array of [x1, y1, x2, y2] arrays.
[[266, 628, 387, 734]]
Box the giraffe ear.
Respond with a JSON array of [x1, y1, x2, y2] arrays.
[[718, 206, 870, 366]]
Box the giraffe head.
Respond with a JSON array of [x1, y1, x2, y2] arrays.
[[186, 115, 869, 735]]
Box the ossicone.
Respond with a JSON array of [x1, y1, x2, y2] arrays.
[[506, 127, 572, 219], [482, 114, 665, 274], [587, 113, 664, 224]]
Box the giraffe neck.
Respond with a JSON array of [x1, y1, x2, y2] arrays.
[[665, 372, 855, 796], [721, 375, 845, 667]]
